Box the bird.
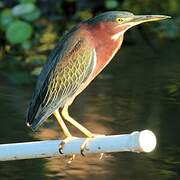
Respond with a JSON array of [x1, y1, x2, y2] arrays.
[[26, 11, 170, 158]]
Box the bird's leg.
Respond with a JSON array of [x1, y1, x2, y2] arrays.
[[61, 105, 104, 157], [53, 109, 73, 155], [61, 105, 94, 138]]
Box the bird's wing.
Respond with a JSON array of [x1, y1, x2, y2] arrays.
[[26, 28, 96, 130]]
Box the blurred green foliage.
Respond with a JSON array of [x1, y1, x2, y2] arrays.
[[0, 0, 179, 85], [6, 20, 33, 44], [0, 1, 40, 44]]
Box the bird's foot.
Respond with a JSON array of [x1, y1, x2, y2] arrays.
[[80, 134, 105, 158], [80, 137, 91, 156], [59, 136, 72, 154], [59, 136, 76, 163]]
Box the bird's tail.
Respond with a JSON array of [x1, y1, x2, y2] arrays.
[[26, 116, 42, 131], [26, 100, 47, 131]]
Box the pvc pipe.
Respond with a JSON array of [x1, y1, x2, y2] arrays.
[[0, 130, 156, 161]]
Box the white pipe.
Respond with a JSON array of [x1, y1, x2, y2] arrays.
[[0, 130, 156, 161]]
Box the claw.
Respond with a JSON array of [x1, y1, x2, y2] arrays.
[[80, 138, 91, 156], [59, 136, 77, 163], [58, 136, 73, 154], [59, 141, 65, 154], [80, 134, 105, 157]]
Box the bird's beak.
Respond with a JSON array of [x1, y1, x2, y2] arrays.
[[113, 15, 171, 38], [130, 15, 171, 26]]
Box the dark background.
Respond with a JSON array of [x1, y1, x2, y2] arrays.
[[0, 0, 180, 179]]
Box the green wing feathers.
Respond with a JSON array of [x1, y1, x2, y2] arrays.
[[26, 30, 95, 130], [44, 39, 94, 107]]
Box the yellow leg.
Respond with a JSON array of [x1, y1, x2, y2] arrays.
[[53, 109, 71, 137], [53, 109, 74, 158], [61, 105, 94, 138]]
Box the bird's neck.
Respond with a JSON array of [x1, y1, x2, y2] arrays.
[[86, 22, 124, 79]]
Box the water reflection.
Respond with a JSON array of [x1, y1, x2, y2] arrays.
[[0, 40, 180, 179]]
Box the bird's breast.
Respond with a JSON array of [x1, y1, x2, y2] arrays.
[[91, 32, 124, 79], [80, 23, 124, 81]]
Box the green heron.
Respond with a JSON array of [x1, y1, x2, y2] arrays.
[[27, 11, 169, 156]]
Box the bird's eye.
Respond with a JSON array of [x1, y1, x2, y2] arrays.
[[116, 18, 123, 23]]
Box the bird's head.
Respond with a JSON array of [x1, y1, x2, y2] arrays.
[[86, 11, 170, 40]]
